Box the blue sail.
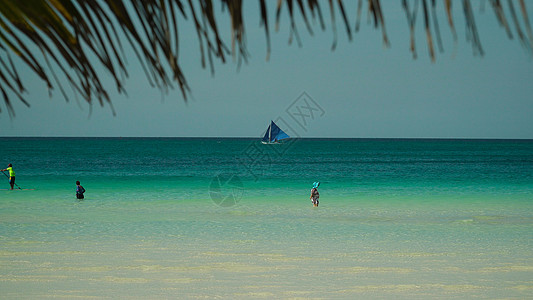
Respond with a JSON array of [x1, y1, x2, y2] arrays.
[[262, 125, 271, 143], [262, 120, 290, 143]]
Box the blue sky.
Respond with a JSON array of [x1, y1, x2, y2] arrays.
[[0, 1, 532, 138]]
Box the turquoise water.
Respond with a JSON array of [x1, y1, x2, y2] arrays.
[[1, 138, 532, 298]]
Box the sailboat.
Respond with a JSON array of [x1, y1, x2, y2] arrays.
[[261, 120, 290, 144]]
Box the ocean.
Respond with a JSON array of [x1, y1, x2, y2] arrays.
[[0, 137, 532, 298]]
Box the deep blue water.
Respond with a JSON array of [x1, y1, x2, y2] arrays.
[[1, 137, 531, 200]]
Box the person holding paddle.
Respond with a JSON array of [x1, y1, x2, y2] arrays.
[[1, 163, 16, 190]]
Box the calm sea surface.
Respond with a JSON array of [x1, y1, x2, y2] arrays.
[[1, 138, 532, 298]]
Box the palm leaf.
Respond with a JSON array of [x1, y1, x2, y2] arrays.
[[0, 0, 531, 116]]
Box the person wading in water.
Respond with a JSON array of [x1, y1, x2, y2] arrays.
[[310, 182, 320, 207], [1, 163, 16, 190]]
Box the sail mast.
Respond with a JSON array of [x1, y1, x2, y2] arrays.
[[269, 120, 272, 142]]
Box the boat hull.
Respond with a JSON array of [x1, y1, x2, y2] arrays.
[[261, 141, 281, 145]]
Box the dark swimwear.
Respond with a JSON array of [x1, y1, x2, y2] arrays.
[[76, 185, 85, 199]]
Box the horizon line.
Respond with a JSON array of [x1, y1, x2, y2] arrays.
[[0, 136, 532, 141]]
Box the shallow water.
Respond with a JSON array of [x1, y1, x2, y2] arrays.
[[1, 138, 532, 298]]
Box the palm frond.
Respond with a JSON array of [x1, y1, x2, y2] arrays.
[[0, 0, 531, 116]]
